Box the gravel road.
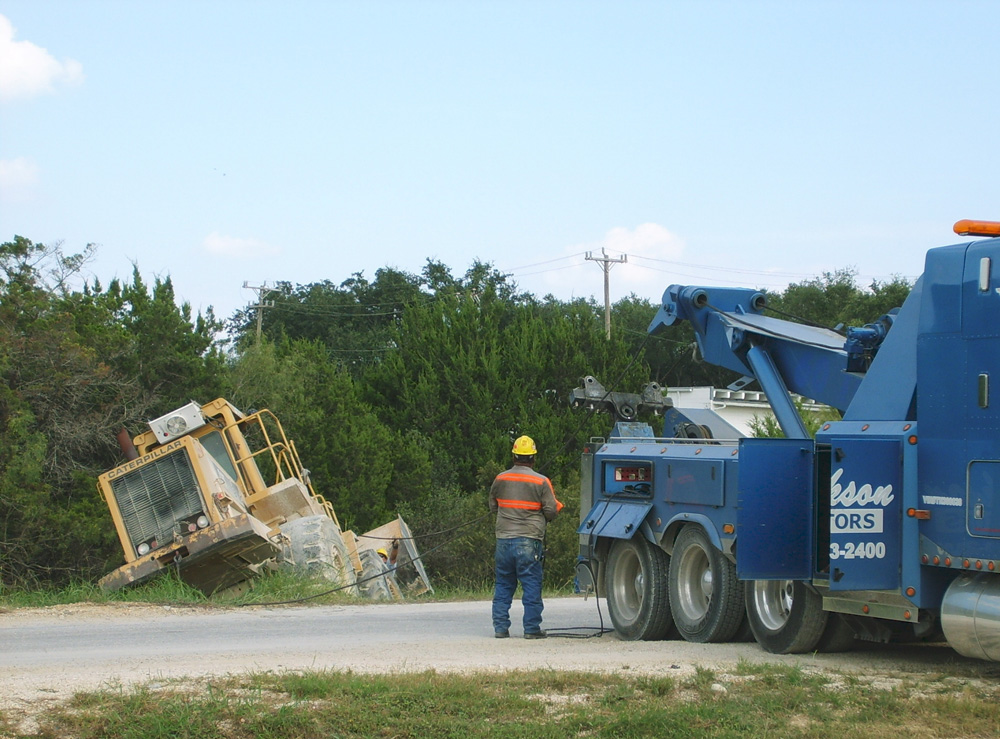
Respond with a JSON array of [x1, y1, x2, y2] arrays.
[[1, 596, 994, 725]]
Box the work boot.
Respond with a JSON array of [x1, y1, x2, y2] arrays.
[[524, 630, 547, 639], [494, 630, 510, 639]]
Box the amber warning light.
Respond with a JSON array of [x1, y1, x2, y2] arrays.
[[954, 219, 1000, 237]]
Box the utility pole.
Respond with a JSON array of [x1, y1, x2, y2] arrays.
[[242, 281, 274, 345], [585, 248, 627, 339]]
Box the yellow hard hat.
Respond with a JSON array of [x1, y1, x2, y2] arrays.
[[512, 435, 537, 456], [377, 548, 388, 558]]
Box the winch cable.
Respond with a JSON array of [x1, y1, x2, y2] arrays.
[[238, 529, 472, 607], [244, 335, 652, 639], [542, 489, 640, 638], [356, 513, 491, 542], [531, 336, 649, 637]]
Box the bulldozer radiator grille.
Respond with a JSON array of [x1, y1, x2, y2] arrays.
[[110, 450, 203, 552]]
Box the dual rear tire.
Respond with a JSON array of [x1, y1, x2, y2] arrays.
[[604, 526, 743, 643], [669, 526, 744, 643], [605, 529, 852, 654]]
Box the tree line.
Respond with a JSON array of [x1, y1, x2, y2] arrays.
[[0, 236, 912, 591]]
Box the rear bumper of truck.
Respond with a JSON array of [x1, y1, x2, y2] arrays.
[[99, 513, 280, 594]]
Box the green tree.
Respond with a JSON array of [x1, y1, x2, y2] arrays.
[[1, 237, 228, 587], [224, 339, 433, 532], [115, 269, 225, 415], [227, 266, 428, 377], [767, 269, 912, 331], [747, 397, 842, 439]]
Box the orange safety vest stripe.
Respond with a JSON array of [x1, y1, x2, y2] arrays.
[[495, 472, 551, 487], [496, 498, 543, 510], [495, 470, 564, 512]]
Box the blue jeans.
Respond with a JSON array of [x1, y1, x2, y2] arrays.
[[492, 537, 544, 634]]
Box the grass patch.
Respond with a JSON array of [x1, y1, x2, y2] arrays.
[[0, 569, 389, 610], [0, 571, 209, 609], [11, 665, 999, 739], [0, 573, 576, 611]]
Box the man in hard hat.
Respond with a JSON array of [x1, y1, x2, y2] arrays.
[[489, 435, 563, 639], [377, 540, 399, 568]]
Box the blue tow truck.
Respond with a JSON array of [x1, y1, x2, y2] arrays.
[[573, 219, 1000, 660]]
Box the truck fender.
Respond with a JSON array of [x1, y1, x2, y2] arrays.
[[659, 513, 725, 556]]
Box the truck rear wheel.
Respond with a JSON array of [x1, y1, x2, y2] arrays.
[[605, 537, 675, 640], [744, 579, 828, 654], [669, 526, 744, 643]]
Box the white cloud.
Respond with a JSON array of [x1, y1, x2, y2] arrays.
[[603, 223, 684, 261], [0, 14, 84, 102], [0, 156, 40, 201], [202, 232, 280, 259]]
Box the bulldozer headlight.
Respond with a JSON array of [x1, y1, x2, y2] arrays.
[[196, 515, 210, 529], [137, 542, 150, 556]]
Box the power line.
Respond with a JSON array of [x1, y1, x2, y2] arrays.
[[505, 251, 588, 272], [268, 300, 403, 318], [505, 262, 585, 279]]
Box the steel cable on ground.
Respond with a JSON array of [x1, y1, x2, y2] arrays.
[[525, 335, 652, 638], [241, 334, 654, 639], [237, 528, 472, 607]]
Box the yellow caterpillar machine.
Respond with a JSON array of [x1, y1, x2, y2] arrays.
[[97, 398, 431, 598]]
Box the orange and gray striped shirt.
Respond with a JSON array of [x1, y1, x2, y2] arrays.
[[489, 463, 563, 540]]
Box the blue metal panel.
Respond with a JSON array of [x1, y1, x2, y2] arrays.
[[826, 437, 902, 592], [968, 462, 1000, 539], [578, 501, 652, 540], [662, 457, 725, 507], [916, 238, 1000, 562], [609, 421, 655, 439], [737, 438, 815, 580], [731, 315, 861, 413], [962, 240, 1000, 339], [843, 277, 921, 422], [918, 243, 966, 336]]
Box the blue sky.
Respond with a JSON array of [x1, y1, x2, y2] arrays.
[[1, 1, 998, 322]]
